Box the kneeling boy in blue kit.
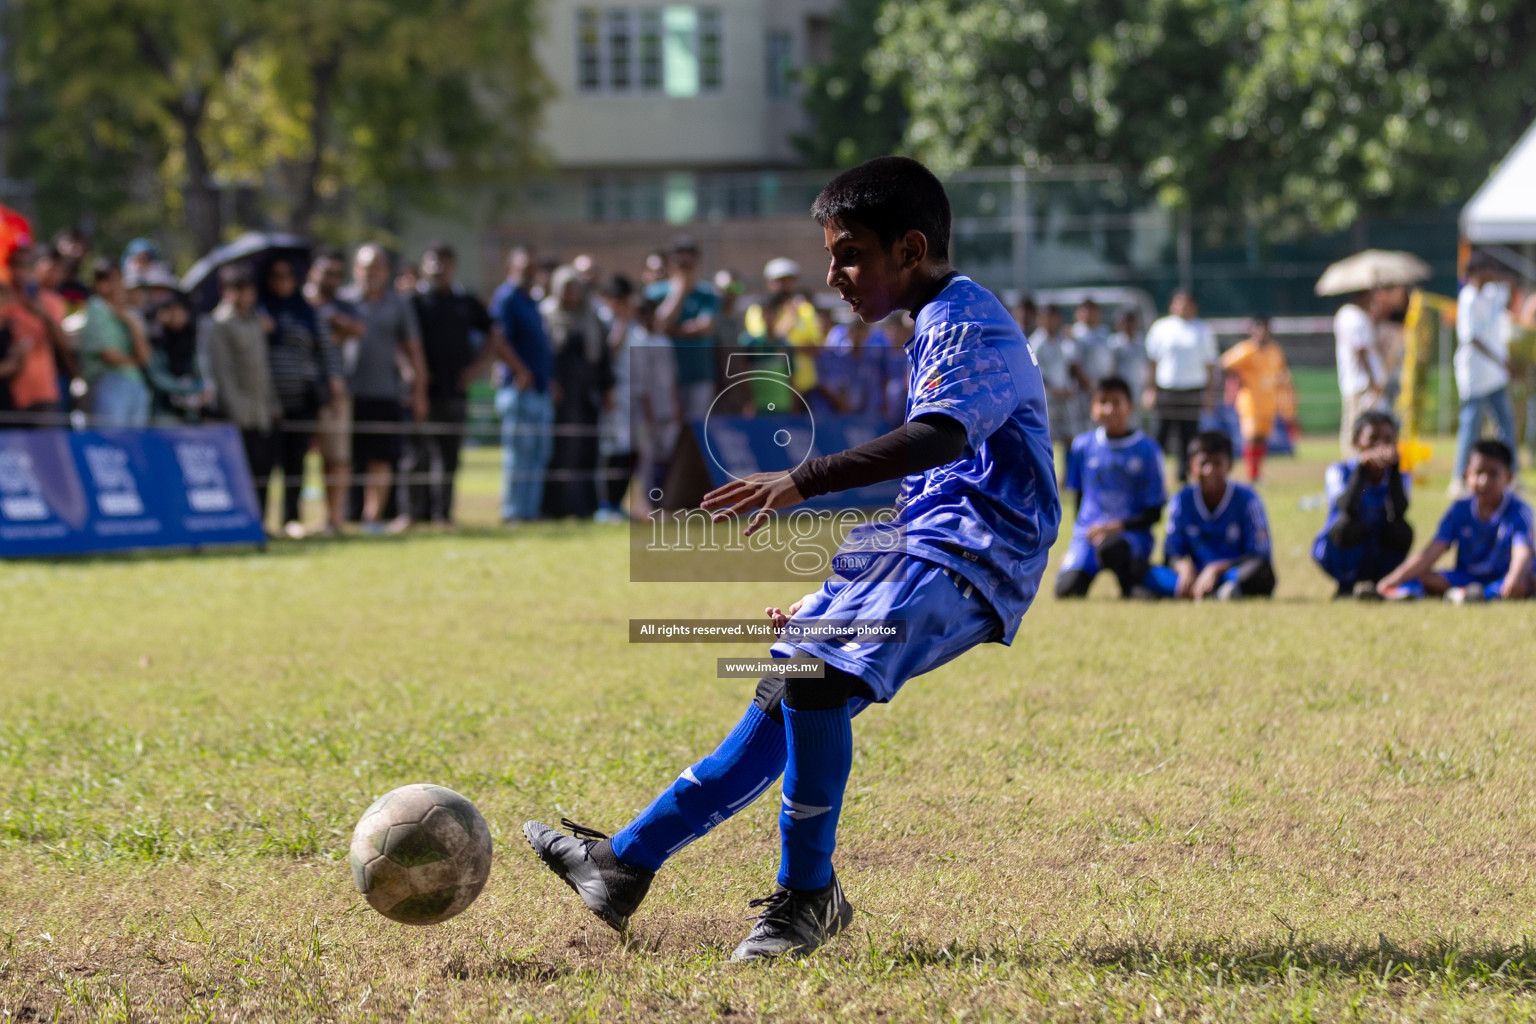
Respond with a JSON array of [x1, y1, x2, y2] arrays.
[[1144, 431, 1276, 600], [1378, 439, 1534, 602], [1312, 411, 1414, 599], [1055, 376, 1166, 597]]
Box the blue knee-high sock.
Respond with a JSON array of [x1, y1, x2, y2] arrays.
[[611, 703, 786, 872], [778, 703, 853, 891]]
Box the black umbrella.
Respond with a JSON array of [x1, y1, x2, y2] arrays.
[[181, 231, 310, 313]]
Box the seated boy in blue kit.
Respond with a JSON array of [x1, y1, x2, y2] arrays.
[[1377, 439, 1534, 602], [522, 157, 1060, 962], [1055, 375, 1167, 598], [1144, 431, 1276, 600], [1313, 411, 1414, 599]]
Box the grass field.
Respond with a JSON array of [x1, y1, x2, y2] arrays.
[[5, 441, 1536, 1022]]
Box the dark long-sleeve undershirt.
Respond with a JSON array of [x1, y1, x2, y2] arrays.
[[790, 413, 968, 499], [1327, 464, 1412, 550]]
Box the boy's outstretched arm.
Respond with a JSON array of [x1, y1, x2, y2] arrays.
[[703, 413, 967, 535], [1378, 539, 1449, 591], [1501, 541, 1534, 600]]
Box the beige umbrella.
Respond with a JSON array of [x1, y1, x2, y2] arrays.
[[1315, 249, 1433, 296]]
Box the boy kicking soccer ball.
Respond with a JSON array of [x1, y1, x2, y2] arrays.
[[1055, 375, 1167, 598], [523, 157, 1060, 961], [1377, 439, 1534, 602], [1143, 431, 1276, 600]]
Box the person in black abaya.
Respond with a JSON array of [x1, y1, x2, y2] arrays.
[[540, 265, 612, 519]]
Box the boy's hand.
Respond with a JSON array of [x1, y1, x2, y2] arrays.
[[1361, 444, 1398, 471], [702, 472, 805, 537], [764, 596, 810, 633], [1085, 521, 1122, 545], [1174, 564, 1198, 599], [1499, 575, 1526, 601], [1191, 563, 1225, 600]]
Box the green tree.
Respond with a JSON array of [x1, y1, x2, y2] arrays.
[[796, 0, 909, 169], [1229, 0, 1536, 228], [10, 0, 548, 254], [870, 0, 1536, 228]]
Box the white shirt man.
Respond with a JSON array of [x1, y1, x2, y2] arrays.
[[1334, 299, 1385, 453], [1143, 291, 1218, 483], [1144, 312, 1217, 391], [1454, 279, 1511, 401]]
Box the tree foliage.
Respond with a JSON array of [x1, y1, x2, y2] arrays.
[[11, 0, 549, 256], [795, 0, 909, 169], [868, 0, 1536, 228]]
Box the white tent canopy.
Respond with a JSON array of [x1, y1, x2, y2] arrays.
[[1462, 118, 1536, 243]]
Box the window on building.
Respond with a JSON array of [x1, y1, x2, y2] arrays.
[[699, 9, 723, 91], [607, 10, 633, 91], [639, 9, 663, 90], [577, 9, 602, 92], [579, 7, 721, 94], [766, 29, 793, 98], [804, 15, 832, 66]]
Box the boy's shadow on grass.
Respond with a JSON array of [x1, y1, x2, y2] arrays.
[[880, 933, 1536, 984]]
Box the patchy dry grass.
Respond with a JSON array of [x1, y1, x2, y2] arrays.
[[4, 442, 1536, 1021]]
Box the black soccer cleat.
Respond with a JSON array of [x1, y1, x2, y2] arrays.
[[522, 818, 654, 932], [730, 874, 855, 962]]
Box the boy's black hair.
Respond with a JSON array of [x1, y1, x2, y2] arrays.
[[312, 246, 346, 264], [811, 156, 952, 261], [1351, 409, 1398, 445], [423, 240, 456, 261], [1015, 296, 1037, 313], [1470, 438, 1514, 472], [1187, 430, 1234, 462], [1093, 375, 1133, 401]]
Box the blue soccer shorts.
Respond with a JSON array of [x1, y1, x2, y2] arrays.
[[769, 553, 1003, 709]]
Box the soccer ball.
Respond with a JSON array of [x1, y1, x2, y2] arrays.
[[349, 783, 493, 925]]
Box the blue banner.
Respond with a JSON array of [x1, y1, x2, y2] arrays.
[[0, 426, 265, 558], [689, 415, 901, 509]]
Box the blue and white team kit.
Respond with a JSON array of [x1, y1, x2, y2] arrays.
[[1142, 482, 1271, 596], [1311, 459, 1410, 585], [1059, 428, 1166, 575], [1416, 493, 1536, 598], [771, 274, 1061, 706]]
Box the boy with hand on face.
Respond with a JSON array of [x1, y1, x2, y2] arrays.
[[1377, 439, 1534, 603], [1144, 431, 1276, 600], [1055, 376, 1166, 598], [1312, 411, 1413, 599]]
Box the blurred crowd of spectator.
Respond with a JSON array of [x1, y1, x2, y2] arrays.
[[0, 230, 922, 534], [16, 226, 1525, 537]]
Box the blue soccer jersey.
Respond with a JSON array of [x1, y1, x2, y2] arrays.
[[1164, 482, 1271, 569], [892, 274, 1061, 642], [1065, 427, 1166, 547], [1432, 493, 1535, 582]]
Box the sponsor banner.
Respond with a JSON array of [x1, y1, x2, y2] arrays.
[[0, 426, 264, 557]]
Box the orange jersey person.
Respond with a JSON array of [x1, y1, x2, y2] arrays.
[[1220, 317, 1294, 481]]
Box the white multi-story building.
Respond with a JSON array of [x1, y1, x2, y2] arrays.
[[543, 0, 833, 173], [422, 0, 842, 290]]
